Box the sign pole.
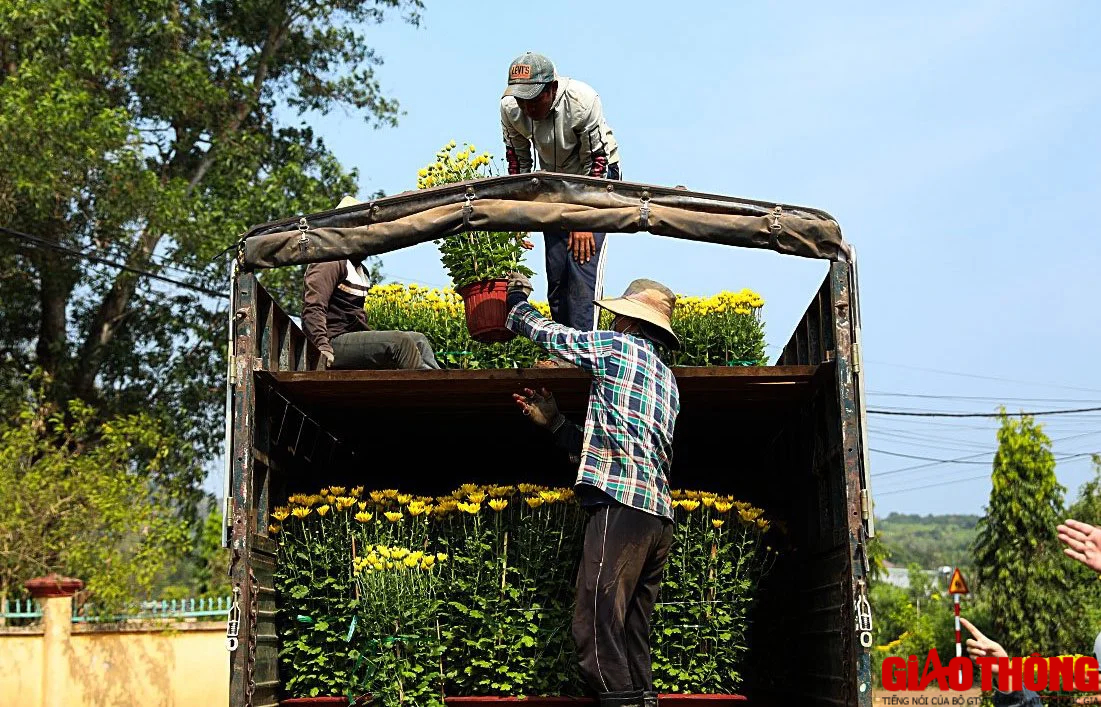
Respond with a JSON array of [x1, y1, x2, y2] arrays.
[[947, 567, 970, 684], [954, 593, 962, 681]]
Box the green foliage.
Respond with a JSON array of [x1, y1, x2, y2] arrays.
[[972, 412, 1083, 655], [874, 513, 980, 568], [0, 0, 420, 496], [417, 142, 533, 289], [0, 389, 191, 613], [651, 499, 777, 694], [273, 486, 775, 700]]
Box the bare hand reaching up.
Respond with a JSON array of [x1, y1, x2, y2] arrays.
[[1058, 519, 1101, 573]]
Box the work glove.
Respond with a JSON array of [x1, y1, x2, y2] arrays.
[[507, 272, 533, 297], [512, 387, 563, 430], [507, 272, 533, 310], [321, 350, 335, 369]]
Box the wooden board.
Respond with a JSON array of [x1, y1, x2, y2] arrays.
[[260, 365, 820, 415]]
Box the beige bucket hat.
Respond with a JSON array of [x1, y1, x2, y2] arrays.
[[596, 279, 679, 350]]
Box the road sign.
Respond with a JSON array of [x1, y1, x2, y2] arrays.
[[948, 567, 969, 595]]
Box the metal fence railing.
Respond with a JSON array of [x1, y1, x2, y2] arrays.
[[1, 596, 232, 625]]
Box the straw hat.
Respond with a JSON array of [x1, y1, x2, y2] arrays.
[[596, 279, 679, 350]]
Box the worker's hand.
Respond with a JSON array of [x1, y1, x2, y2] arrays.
[[513, 387, 562, 429], [1058, 519, 1101, 573], [568, 231, 596, 264], [321, 350, 335, 369], [960, 617, 1008, 674], [507, 272, 533, 297], [518, 233, 534, 250]]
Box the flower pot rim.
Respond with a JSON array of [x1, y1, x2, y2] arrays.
[[456, 278, 511, 296]]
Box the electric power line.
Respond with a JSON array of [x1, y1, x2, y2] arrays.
[[871, 431, 1100, 478], [868, 405, 1101, 418], [0, 226, 225, 299], [875, 453, 1097, 497], [866, 359, 1101, 395]]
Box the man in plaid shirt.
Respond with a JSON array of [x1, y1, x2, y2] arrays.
[[507, 274, 680, 707]]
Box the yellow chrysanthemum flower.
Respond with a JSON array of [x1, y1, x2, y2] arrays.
[[272, 507, 290, 522], [397, 493, 412, 505], [714, 501, 733, 513], [436, 552, 448, 562], [712, 520, 725, 529], [370, 491, 385, 503], [525, 497, 544, 509], [317, 504, 331, 517], [329, 486, 346, 496], [350, 486, 364, 498], [680, 500, 700, 512], [539, 490, 562, 504], [467, 491, 486, 504], [292, 507, 312, 519], [269, 524, 281, 534], [355, 511, 374, 523], [385, 511, 403, 522], [489, 499, 508, 512], [407, 501, 427, 516]]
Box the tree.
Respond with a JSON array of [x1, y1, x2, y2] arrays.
[[0, 391, 191, 614], [0, 0, 420, 497], [972, 412, 1082, 655]]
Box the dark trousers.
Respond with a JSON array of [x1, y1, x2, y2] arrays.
[[330, 330, 440, 370], [544, 230, 606, 331], [544, 163, 620, 331], [572, 503, 673, 695]]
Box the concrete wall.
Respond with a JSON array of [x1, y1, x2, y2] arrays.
[[0, 621, 228, 707], [0, 629, 44, 705]]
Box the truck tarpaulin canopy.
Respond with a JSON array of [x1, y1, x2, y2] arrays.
[[238, 173, 847, 270]]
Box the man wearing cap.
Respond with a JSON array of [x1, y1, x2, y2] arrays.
[[506, 272, 679, 707], [500, 51, 621, 337]]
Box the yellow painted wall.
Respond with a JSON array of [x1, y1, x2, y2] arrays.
[[0, 632, 44, 705], [0, 623, 228, 707]]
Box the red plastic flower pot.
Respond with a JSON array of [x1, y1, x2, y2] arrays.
[[457, 278, 516, 344]]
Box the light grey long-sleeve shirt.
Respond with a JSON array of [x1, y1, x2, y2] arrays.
[[500, 77, 619, 177]]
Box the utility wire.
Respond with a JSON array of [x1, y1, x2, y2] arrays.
[[876, 454, 1097, 497], [868, 405, 1101, 418], [867, 359, 1101, 394], [869, 391, 1101, 404], [871, 432, 1100, 478], [0, 226, 225, 299]]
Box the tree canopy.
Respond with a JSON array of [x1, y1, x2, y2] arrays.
[[0, 0, 421, 487]]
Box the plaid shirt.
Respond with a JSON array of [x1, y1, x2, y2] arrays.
[[508, 302, 679, 520]]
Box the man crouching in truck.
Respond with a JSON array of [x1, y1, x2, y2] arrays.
[[507, 273, 680, 707], [302, 259, 440, 370]]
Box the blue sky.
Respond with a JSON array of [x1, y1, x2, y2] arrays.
[[256, 1, 1101, 516]]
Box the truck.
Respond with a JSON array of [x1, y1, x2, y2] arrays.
[[224, 173, 874, 706]]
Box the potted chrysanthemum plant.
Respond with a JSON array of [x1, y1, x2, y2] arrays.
[[417, 140, 533, 343]]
